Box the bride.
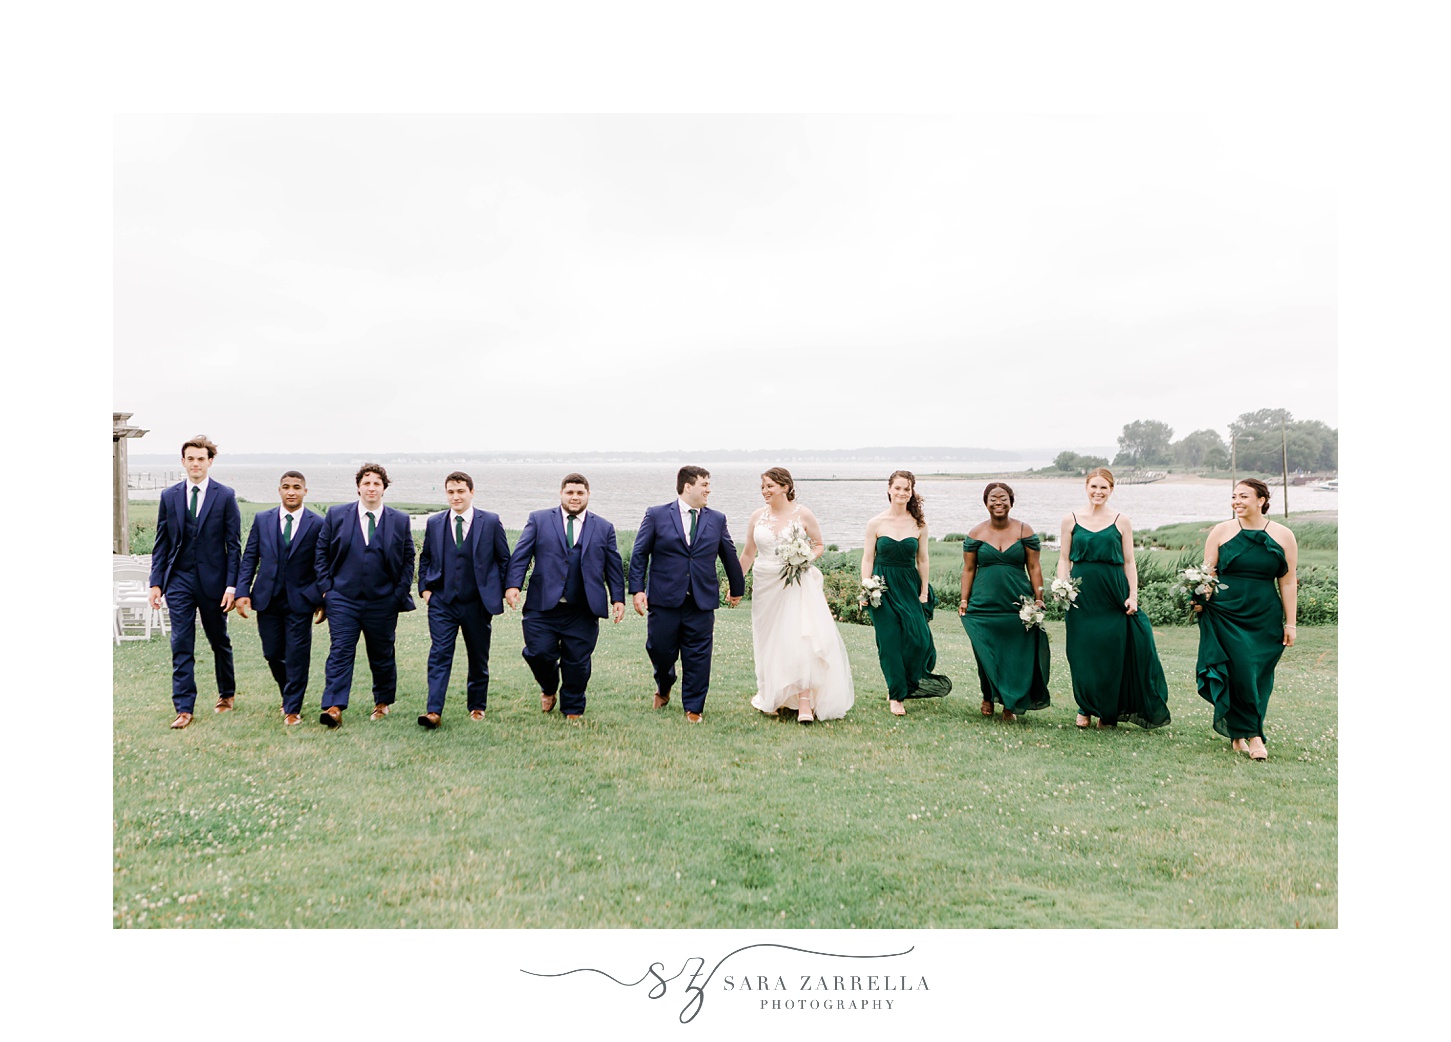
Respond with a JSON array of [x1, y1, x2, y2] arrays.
[[739, 467, 854, 723]]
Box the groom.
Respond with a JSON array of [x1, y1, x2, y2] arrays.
[[628, 466, 746, 723]]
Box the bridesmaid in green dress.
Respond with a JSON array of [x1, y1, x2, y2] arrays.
[[1056, 467, 1171, 730], [1195, 479, 1299, 761], [860, 471, 952, 716], [957, 482, 1050, 722]]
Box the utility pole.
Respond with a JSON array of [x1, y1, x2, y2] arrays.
[[1280, 413, 1290, 519]]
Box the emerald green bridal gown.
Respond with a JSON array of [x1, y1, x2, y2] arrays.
[[960, 534, 1050, 714], [1064, 519, 1171, 728]]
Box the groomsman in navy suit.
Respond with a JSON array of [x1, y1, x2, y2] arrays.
[[148, 435, 241, 730], [234, 471, 326, 726], [628, 466, 745, 723], [505, 473, 626, 722], [415, 472, 511, 728], [314, 463, 416, 727]]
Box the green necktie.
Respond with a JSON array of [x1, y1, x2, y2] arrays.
[[282, 513, 293, 549], [189, 485, 199, 519], [688, 508, 698, 544], [366, 511, 376, 543], [455, 513, 465, 551], [567, 512, 577, 547]]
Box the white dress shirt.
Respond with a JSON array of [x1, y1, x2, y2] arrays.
[[450, 507, 473, 546], [560, 506, 587, 546], [184, 476, 210, 517], [280, 505, 304, 540], [358, 501, 384, 544], [677, 498, 701, 545]]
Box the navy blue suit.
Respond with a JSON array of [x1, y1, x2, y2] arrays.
[[627, 502, 745, 714], [417, 507, 510, 715], [237, 506, 325, 715], [149, 479, 241, 714], [506, 507, 625, 716], [315, 502, 417, 711]]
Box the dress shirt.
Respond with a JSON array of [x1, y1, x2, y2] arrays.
[[280, 505, 305, 538], [358, 500, 384, 544], [450, 507, 473, 546], [677, 498, 700, 545], [560, 506, 587, 546]]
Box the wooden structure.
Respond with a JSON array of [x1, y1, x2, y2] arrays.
[[113, 412, 148, 553]]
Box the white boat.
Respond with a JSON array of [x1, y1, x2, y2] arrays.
[[1313, 478, 1338, 491]]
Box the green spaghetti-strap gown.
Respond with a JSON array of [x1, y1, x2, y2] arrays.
[[868, 536, 952, 702], [1196, 527, 1288, 740], [1065, 520, 1171, 728], [960, 534, 1050, 713]]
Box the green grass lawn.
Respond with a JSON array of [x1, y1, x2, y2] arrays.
[[113, 602, 1337, 929]]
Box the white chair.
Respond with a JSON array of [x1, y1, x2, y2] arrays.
[[114, 560, 170, 635], [114, 580, 155, 641]]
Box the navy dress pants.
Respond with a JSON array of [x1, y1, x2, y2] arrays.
[[321, 594, 400, 710], [164, 570, 235, 715], [646, 600, 715, 714], [425, 597, 494, 714], [521, 606, 600, 716], [256, 606, 314, 715]]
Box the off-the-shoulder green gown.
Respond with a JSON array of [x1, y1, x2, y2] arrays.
[[960, 533, 1050, 713]]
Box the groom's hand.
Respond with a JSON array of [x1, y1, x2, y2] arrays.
[[633, 592, 648, 616], [727, 595, 742, 608], [504, 588, 520, 610], [611, 601, 625, 624]]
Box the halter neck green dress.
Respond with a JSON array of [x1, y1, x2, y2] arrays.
[[868, 536, 952, 702], [1065, 519, 1171, 728], [1196, 526, 1288, 740], [960, 532, 1050, 713]]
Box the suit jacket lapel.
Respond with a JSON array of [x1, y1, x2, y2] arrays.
[[550, 508, 570, 554], [668, 502, 688, 551], [195, 482, 219, 527], [287, 509, 312, 557]]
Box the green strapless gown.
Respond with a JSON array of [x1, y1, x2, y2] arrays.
[[868, 536, 952, 701], [1065, 522, 1171, 728], [960, 535, 1050, 713], [1196, 527, 1288, 740]]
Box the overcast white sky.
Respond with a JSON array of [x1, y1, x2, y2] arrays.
[[114, 113, 1334, 457]]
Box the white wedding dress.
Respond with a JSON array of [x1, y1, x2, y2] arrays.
[[748, 511, 855, 720]]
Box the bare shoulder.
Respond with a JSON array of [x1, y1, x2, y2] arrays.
[[1266, 520, 1298, 547], [1115, 513, 1135, 534], [1206, 519, 1237, 544], [1020, 522, 1037, 539], [796, 504, 818, 523], [966, 521, 990, 539]]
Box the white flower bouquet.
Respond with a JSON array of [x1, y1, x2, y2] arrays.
[[774, 520, 816, 586], [1049, 575, 1082, 609], [1177, 563, 1228, 603], [858, 574, 888, 608], [1016, 595, 1045, 631]]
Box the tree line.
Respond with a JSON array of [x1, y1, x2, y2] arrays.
[[1050, 409, 1338, 474]]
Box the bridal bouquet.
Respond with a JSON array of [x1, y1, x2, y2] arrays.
[[1016, 595, 1046, 631], [775, 520, 816, 587], [1049, 576, 1082, 609], [858, 575, 888, 608]]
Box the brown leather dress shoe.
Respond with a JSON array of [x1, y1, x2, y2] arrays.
[[320, 706, 342, 728], [418, 712, 441, 729], [541, 693, 557, 713], [169, 712, 193, 730], [565, 714, 583, 724], [370, 703, 390, 721], [470, 709, 485, 721], [283, 713, 302, 726], [214, 696, 235, 713], [685, 711, 703, 723], [653, 692, 670, 709]]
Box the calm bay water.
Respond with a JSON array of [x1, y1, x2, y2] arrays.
[[129, 460, 1337, 548]]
